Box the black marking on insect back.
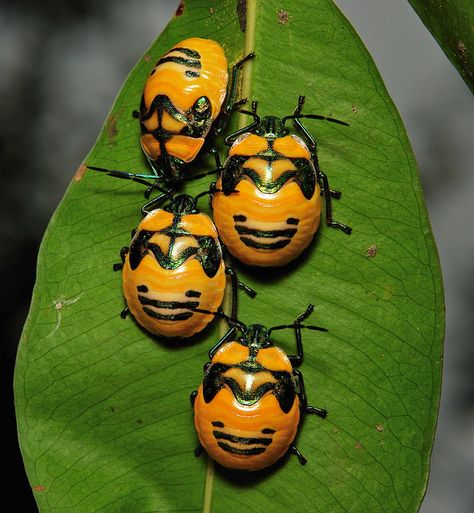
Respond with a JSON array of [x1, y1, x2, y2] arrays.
[[156, 56, 202, 69], [142, 308, 193, 321], [222, 153, 317, 198], [287, 218, 300, 225], [138, 296, 199, 310], [203, 363, 230, 403], [147, 242, 196, 270], [213, 431, 273, 446], [217, 443, 266, 456], [165, 195, 199, 215], [221, 156, 248, 194], [137, 214, 221, 278], [181, 96, 213, 137], [233, 215, 247, 222], [137, 285, 149, 292], [240, 238, 292, 250], [141, 94, 188, 126], [212, 421, 224, 427], [227, 378, 277, 406], [235, 226, 297, 239], [262, 428, 276, 434], [204, 356, 297, 412], [129, 231, 153, 270], [185, 70, 200, 78], [240, 165, 306, 195], [186, 290, 202, 298], [272, 371, 297, 414], [170, 47, 201, 59], [195, 235, 222, 278], [293, 158, 317, 199]]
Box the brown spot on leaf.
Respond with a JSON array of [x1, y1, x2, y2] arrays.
[[351, 104, 358, 113], [143, 53, 152, 62], [237, 0, 246, 32], [355, 441, 363, 449], [74, 163, 87, 182], [33, 485, 46, 492], [376, 424, 384, 432], [107, 113, 119, 144], [209, 7, 215, 15], [366, 244, 377, 257], [175, 1, 185, 16], [277, 9, 290, 24], [457, 41, 466, 54]]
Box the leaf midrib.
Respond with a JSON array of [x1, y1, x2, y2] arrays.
[[201, 1, 258, 511]]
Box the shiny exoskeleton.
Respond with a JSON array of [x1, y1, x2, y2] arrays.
[[212, 96, 352, 267], [88, 38, 253, 198], [139, 37, 231, 182], [115, 194, 226, 338], [191, 305, 327, 471]]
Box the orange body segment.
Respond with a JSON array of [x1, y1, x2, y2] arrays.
[[228, 133, 270, 156], [121, 206, 225, 338], [122, 256, 225, 338], [212, 177, 321, 267], [140, 38, 228, 170], [193, 341, 301, 471], [143, 38, 228, 118], [213, 129, 322, 267], [194, 386, 300, 471], [140, 134, 205, 163], [273, 134, 312, 159]]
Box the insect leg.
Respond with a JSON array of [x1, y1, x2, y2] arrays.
[[113, 247, 129, 271], [289, 445, 308, 465], [293, 368, 327, 418], [214, 52, 255, 136], [318, 169, 352, 234]]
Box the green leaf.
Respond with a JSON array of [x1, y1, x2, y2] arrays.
[[407, 0, 474, 92], [15, 1, 444, 512]]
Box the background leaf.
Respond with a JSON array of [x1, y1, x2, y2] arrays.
[[407, 0, 474, 92], [15, 1, 444, 512]]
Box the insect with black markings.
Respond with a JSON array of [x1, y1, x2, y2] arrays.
[[191, 304, 327, 470], [212, 95, 352, 267], [88, 37, 254, 205], [114, 191, 254, 339]]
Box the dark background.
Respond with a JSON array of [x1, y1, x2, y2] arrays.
[[2, 1, 472, 512]]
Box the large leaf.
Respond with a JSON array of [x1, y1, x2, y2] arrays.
[[15, 1, 444, 512], [408, 0, 474, 93]]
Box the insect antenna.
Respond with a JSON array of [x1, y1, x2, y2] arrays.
[[281, 113, 349, 127], [238, 100, 260, 122], [268, 304, 328, 334], [188, 306, 247, 332]]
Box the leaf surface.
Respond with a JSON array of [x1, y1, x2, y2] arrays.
[[408, 0, 474, 92], [15, 1, 444, 512]]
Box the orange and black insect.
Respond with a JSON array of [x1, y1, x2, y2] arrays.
[[114, 193, 226, 338], [114, 192, 254, 339], [211, 95, 351, 267], [190, 304, 327, 471], [88, 38, 253, 198]]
